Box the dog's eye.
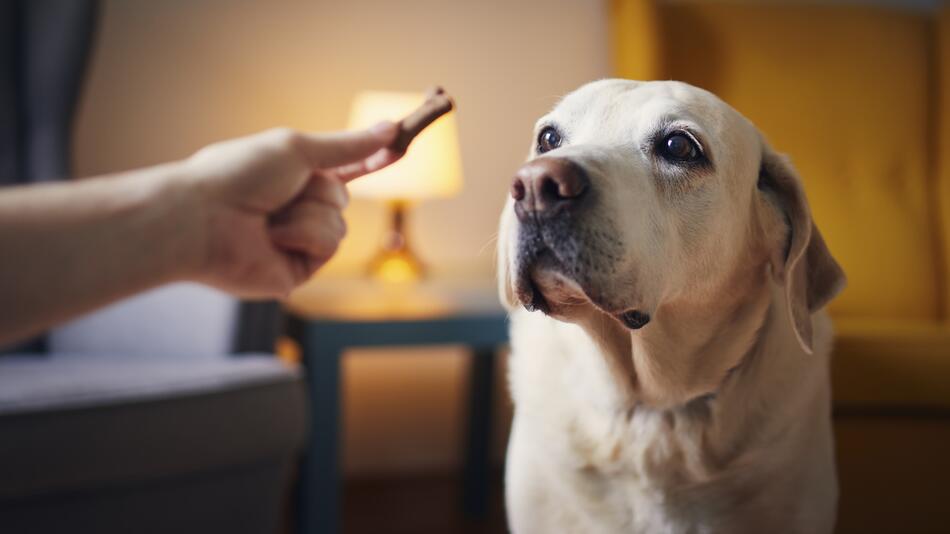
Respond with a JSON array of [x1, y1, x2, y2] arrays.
[[660, 132, 701, 162], [537, 126, 562, 153]]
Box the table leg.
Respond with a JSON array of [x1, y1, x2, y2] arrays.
[[463, 345, 497, 518], [298, 330, 344, 534]]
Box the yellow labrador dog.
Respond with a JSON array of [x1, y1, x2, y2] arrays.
[[497, 80, 845, 534]]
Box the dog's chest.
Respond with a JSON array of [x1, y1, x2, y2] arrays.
[[565, 404, 716, 488], [507, 312, 734, 531], [508, 312, 719, 484]]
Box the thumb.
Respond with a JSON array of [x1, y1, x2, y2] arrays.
[[297, 121, 398, 169]]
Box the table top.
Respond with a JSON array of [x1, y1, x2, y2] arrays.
[[285, 274, 505, 323]]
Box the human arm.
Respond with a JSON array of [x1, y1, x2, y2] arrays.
[[0, 124, 401, 345]]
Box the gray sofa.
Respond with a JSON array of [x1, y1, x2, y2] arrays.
[[0, 286, 307, 534], [0, 284, 306, 534], [0, 2, 307, 533]]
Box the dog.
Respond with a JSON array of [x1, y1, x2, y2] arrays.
[[497, 79, 846, 534]]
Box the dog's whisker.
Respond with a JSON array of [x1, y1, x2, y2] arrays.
[[477, 233, 499, 257]]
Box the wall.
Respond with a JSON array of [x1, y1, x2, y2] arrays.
[[75, 0, 610, 475]]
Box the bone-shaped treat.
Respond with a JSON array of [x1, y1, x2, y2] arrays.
[[390, 87, 455, 154]]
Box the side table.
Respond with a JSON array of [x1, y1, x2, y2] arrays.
[[284, 276, 508, 534]]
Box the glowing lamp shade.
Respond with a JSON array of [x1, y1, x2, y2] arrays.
[[346, 90, 463, 282], [347, 91, 462, 200]]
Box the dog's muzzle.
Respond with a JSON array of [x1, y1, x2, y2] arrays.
[[509, 157, 592, 313], [507, 156, 650, 329]]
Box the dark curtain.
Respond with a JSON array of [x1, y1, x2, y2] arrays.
[[0, 0, 99, 187]]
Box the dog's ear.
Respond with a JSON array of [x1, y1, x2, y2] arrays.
[[758, 148, 846, 354]]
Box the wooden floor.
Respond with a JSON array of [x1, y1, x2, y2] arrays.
[[343, 471, 508, 534]]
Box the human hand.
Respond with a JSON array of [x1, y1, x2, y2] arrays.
[[181, 123, 401, 298]]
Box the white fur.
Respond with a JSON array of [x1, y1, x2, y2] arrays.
[[498, 80, 841, 534]]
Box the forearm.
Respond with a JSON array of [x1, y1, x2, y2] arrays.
[[0, 163, 204, 345]]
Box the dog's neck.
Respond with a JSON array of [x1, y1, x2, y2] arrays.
[[576, 262, 774, 410]]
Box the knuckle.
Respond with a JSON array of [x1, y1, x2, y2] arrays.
[[336, 213, 347, 238], [313, 172, 333, 188], [339, 184, 350, 208], [189, 144, 214, 162], [329, 182, 348, 209], [266, 127, 299, 150]]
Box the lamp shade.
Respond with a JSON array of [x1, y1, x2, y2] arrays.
[[347, 90, 463, 200]]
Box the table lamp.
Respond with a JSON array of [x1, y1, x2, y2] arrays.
[[347, 90, 463, 282]]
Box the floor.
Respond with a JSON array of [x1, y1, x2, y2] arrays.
[[343, 471, 508, 534]]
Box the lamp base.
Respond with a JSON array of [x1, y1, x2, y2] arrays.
[[367, 201, 425, 283]]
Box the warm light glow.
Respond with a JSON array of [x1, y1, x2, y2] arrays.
[[373, 253, 423, 284], [347, 91, 463, 200]]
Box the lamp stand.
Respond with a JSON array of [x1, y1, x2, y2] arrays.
[[367, 200, 426, 282]]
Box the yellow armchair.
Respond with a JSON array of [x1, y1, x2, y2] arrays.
[[612, 1, 950, 532]]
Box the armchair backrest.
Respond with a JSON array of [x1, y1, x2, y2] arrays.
[[612, 0, 947, 321], [49, 283, 240, 359]]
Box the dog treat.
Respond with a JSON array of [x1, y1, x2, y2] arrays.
[[391, 86, 454, 154]]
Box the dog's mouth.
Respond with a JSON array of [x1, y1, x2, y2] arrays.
[[515, 249, 569, 314], [516, 267, 547, 313], [511, 208, 650, 329], [514, 245, 651, 330]]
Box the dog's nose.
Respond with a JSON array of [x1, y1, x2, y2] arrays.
[[511, 157, 589, 219]]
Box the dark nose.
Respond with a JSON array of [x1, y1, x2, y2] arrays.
[[511, 157, 590, 219]]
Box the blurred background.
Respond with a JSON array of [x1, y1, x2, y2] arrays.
[[1, 0, 948, 534]]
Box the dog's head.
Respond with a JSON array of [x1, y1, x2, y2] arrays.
[[497, 80, 845, 354]]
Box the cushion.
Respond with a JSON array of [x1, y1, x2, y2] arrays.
[[0, 353, 306, 499], [831, 318, 950, 409], [49, 283, 239, 358]]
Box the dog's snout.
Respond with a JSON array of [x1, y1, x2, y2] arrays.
[[511, 158, 589, 219]]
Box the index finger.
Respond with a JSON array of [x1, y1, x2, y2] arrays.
[[296, 121, 399, 169]]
